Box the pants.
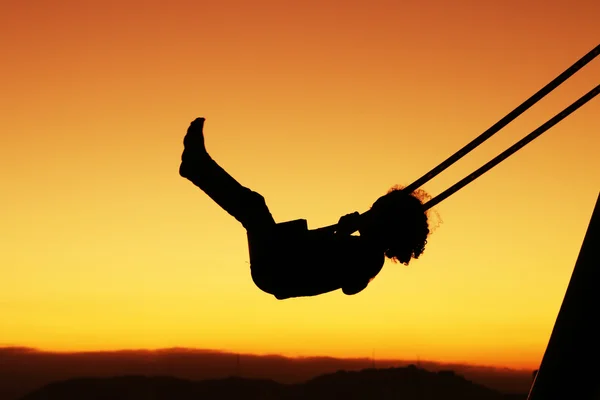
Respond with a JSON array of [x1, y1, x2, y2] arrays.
[[182, 153, 276, 232], [182, 152, 287, 295], [181, 151, 353, 300]]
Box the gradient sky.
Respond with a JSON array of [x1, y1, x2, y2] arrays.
[[1, 0, 598, 370]]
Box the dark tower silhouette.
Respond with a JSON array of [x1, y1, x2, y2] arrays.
[[371, 349, 375, 369], [527, 193, 600, 399]]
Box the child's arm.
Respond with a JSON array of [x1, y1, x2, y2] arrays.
[[309, 212, 361, 236], [335, 212, 361, 235]]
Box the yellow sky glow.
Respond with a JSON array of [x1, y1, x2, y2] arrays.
[[1, 0, 599, 370]]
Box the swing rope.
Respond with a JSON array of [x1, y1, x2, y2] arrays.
[[403, 44, 600, 197], [317, 44, 599, 230], [424, 83, 600, 210]]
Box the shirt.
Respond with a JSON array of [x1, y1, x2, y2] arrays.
[[247, 219, 385, 300]]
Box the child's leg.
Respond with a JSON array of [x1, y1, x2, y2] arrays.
[[179, 118, 275, 231]]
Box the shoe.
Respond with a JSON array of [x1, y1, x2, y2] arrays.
[[183, 117, 206, 150], [180, 117, 208, 179]]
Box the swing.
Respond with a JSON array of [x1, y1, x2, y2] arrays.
[[322, 43, 600, 228], [180, 44, 599, 300]]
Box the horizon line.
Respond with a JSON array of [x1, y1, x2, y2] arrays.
[[0, 345, 536, 371]]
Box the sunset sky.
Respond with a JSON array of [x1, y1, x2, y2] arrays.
[[1, 0, 598, 370]]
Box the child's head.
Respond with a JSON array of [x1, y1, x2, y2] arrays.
[[364, 186, 432, 265]]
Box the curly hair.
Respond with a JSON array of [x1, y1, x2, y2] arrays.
[[369, 185, 433, 265]]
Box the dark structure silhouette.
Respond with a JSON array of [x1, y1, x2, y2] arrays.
[[527, 193, 600, 399], [179, 118, 431, 300]]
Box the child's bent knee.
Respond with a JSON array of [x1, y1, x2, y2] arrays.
[[250, 266, 289, 299], [250, 267, 275, 294]]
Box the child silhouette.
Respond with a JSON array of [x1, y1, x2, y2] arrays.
[[179, 117, 430, 300]]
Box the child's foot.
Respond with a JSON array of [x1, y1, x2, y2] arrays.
[[183, 117, 206, 150], [180, 117, 208, 179]]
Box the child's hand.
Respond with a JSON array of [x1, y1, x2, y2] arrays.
[[337, 212, 361, 235]]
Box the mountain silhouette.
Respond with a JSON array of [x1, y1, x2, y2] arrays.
[[20, 365, 526, 400], [0, 347, 534, 399]]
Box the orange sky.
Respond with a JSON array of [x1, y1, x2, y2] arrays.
[[1, 0, 598, 370]]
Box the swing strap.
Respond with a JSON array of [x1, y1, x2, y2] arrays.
[[424, 84, 600, 210], [403, 43, 600, 195], [318, 45, 599, 230]]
